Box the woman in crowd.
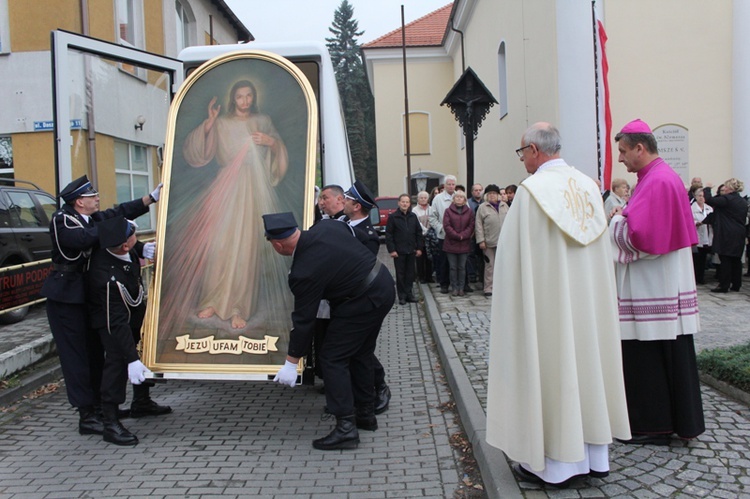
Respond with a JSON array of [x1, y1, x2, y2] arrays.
[[474, 184, 509, 297], [442, 190, 475, 296], [604, 178, 630, 222], [705, 178, 747, 292], [691, 186, 713, 285], [412, 191, 434, 283]]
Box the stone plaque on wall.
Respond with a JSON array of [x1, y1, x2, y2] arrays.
[[653, 124, 689, 186]]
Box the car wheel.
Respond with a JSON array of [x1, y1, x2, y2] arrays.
[[0, 305, 30, 325]]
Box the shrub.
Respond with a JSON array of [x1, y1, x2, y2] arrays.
[[696, 342, 750, 393]]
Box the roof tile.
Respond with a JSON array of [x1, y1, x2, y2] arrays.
[[364, 3, 453, 48]]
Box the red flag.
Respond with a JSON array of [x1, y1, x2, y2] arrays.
[[596, 19, 612, 190]]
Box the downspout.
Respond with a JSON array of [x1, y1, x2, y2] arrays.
[[449, 9, 466, 73], [80, 0, 99, 188]]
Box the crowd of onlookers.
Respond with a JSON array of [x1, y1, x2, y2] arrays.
[[385, 176, 517, 301], [386, 173, 750, 301]]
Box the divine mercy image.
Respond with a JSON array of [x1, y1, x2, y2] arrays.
[[149, 53, 314, 368]]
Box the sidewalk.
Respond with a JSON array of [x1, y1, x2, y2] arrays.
[[426, 273, 750, 498], [0, 250, 487, 498], [1, 259, 749, 497]]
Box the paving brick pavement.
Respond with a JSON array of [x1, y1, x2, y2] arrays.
[[0, 250, 482, 499], [427, 273, 750, 498]]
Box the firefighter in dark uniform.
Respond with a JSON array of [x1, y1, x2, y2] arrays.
[[87, 216, 171, 445], [40, 175, 160, 435], [343, 180, 392, 414], [264, 213, 395, 450]]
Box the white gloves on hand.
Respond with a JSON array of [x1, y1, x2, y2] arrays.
[[150, 183, 163, 202], [128, 360, 151, 385], [273, 360, 298, 387], [143, 242, 156, 259]]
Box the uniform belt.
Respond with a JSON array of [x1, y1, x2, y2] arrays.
[[52, 263, 85, 273], [333, 261, 383, 306], [361, 261, 382, 290]]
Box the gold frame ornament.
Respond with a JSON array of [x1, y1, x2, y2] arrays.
[[142, 50, 317, 378]]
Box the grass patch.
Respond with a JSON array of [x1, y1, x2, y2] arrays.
[[697, 342, 750, 392]]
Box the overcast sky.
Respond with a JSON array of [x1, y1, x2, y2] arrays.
[[223, 0, 452, 45]]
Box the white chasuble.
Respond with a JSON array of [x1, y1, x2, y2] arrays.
[[486, 164, 631, 472]]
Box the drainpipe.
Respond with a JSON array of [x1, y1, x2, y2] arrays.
[[450, 11, 466, 73]]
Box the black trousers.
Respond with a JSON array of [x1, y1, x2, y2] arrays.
[[320, 298, 393, 417], [692, 247, 711, 284], [97, 327, 129, 406], [416, 253, 432, 282], [394, 252, 417, 300], [315, 317, 386, 387], [46, 300, 103, 408], [621, 335, 705, 438], [718, 254, 742, 291]]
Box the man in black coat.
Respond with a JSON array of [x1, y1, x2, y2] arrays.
[[40, 175, 160, 436], [385, 194, 424, 305], [264, 213, 395, 451], [87, 216, 171, 446], [343, 180, 391, 414]]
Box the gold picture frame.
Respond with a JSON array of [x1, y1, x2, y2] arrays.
[[142, 50, 317, 378]]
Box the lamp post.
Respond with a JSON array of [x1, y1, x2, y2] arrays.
[[441, 67, 497, 188]]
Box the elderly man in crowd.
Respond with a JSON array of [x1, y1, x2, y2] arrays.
[[486, 122, 630, 487], [610, 119, 704, 446]]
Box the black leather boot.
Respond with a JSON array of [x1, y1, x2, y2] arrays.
[[78, 405, 104, 435], [101, 403, 138, 446], [374, 383, 391, 415], [355, 404, 378, 431], [130, 384, 172, 418], [312, 415, 359, 450]]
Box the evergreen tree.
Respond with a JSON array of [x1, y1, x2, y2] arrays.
[[326, 0, 378, 193]]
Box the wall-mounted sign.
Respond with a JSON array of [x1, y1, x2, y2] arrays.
[[653, 124, 689, 186], [33, 120, 82, 131]]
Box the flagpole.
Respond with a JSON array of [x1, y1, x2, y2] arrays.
[[402, 5, 412, 197]]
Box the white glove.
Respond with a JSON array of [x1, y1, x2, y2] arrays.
[[273, 360, 298, 387], [150, 183, 163, 202], [128, 360, 151, 385], [143, 242, 156, 259]]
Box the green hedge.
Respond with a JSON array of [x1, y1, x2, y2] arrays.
[[696, 342, 750, 393]]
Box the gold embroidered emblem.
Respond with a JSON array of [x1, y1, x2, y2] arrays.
[[563, 178, 595, 232]]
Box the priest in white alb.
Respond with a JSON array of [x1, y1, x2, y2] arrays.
[[486, 122, 631, 487]]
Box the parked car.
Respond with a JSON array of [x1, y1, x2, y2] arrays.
[[371, 196, 400, 237], [0, 179, 56, 324]]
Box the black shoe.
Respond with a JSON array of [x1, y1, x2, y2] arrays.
[[616, 434, 670, 446], [103, 419, 139, 446], [78, 406, 104, 435], [312, 415, 359, 450], [440, 286, 450, 294], [484, 292, 492, 297], [399, 298, 406, 305], [101, 404, 138, 446], [711, 287, 728, 293], [374, 383, 391, 415], [463, 285, 473, 293], [589, 469, 609, 478], [406, 295, 419, 303], [130, 399, 172, 418], [730, 287, 741, 292], [511, 463, 583, 488], [355, 404, 378, 431]]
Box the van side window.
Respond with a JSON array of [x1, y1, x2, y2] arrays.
[[6, 191, 43, 228]]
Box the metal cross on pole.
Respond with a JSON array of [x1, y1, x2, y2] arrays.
[[441, 67, 497, 188]]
